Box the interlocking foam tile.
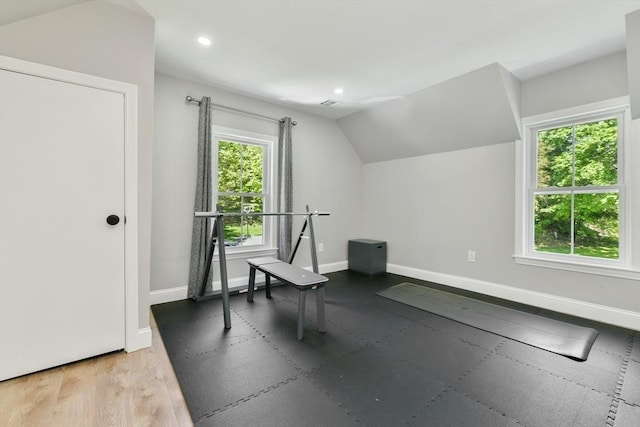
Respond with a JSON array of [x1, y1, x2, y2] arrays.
[[371, 289, 442, 321], [157, 310, 258, 359], [495, 338, 621, 394], [324, 300, 416, 342], [455, 352, 612, 427], [324, 282, 388, 306], [262, 323, 366, 372], [589, 326, 637, 358], [414, 313, 506, 351], [152, 297, 225, 327], [630, 332, 640, 362], [620, 359, 640, 406], [405, 387, 521, 426], [198, 376, 358, 427], [230, 294, 304, 336], [308, 344, 447, 426], [613, 401, 640, 427], [376, 324, 491, 383], [173, 337, 300, 422]]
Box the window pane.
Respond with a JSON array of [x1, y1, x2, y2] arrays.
[[534, 194, 571, 254], [241, 144, 263, 194], [574, 193, 619, 259], [574, 119, 618, 187], [218, 195, 242, 246], [216, 195, 264, 247], [537, 126, 573, 188], [218, 140, 241, 193], [239, 196, 264, 246]]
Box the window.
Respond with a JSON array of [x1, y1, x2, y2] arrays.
[[533, 116, 621, 259], [213, 127, 276, 250], [515, 98, 637, 278]]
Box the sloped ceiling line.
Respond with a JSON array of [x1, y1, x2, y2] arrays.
[[337, 63, 522, 164]]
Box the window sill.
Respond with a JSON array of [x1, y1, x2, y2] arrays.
[[513, 255, 639, 280], [214, 247, 278, 261]]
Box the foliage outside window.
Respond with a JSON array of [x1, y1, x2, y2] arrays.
[[213, 129, 274, 249], [533, 118, 621, 259]]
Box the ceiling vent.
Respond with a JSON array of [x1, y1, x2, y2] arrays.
[[320, 99, 339, 106]]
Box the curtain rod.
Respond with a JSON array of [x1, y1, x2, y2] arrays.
[[185, 96, 297, 125]]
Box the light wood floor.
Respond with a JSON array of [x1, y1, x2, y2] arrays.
[[0, 314, 192, 427]]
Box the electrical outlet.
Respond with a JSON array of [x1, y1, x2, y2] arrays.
[[467, 250, 476, 262], [318, 242, 324, 252]]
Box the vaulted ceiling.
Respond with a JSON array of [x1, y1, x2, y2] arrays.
[[1, 0, 637, 162], [137, 0, 638, 120], [2, 0, 637, 120]]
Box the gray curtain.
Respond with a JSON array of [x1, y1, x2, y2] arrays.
[[277, 117, 293, 261], [187, 96, 213, 298]]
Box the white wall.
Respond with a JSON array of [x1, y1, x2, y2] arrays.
[[151, 73, 363, 297], [363, 143, 515, 281], [0, 0, 154, 332], [521, 51, 628, 117], [362, 54, 640, 328], [337, 63, 521, 163]]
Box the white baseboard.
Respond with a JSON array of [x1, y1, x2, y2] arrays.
[[387, 263, 640, 331], [318, 260, 348, 274], [125, 326, 152, 352], [150, 285, 188, 305]]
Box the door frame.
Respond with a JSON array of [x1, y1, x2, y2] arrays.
[[0, 55, 140, 352]]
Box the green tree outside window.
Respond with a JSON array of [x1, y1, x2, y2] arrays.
[[534, 119, 619, 259], [217, 140, 265, 246]]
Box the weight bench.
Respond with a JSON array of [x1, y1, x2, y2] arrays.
[[247, 257, 328, 340]]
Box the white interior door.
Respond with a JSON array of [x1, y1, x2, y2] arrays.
[[0, 69, 126, 380]]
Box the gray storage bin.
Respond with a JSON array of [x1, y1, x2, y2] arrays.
[[348, 239, 387, 275]]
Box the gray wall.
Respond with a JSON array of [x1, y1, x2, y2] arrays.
[[151, 73, 363, 296], [361, 53, 640, 320], [0, 0, 155, 330], [337, 63, 521, 163], [521, 51, 628, 117]]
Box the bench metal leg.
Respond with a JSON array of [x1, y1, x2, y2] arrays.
[[316, 286, 326, 333], [247, 267, 256, 302], [297, 289, 306, 340], [265, 274, 272, 299]]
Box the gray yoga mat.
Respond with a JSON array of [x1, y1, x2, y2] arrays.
[[376, 283, 598, 360]]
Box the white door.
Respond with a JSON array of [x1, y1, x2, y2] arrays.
[[0, 69, 126, 380]]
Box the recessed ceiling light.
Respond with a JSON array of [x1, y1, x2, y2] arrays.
[[334, 88, 344, 95], [197, 36, 212, 46]]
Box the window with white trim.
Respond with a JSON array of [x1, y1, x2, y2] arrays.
[[212, 126, 276, 250], [516, 98, 637, 278]]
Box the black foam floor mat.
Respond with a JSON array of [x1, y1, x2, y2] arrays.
[[197, 376, 359, 426], [408, 388, 522, 426], [152, 271, 639, 426], [454, 351, 613, 427]]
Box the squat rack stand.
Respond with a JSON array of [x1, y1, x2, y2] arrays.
[[193, 205, 330, 329]]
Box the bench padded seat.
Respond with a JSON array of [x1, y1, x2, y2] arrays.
[[258, 262, 328, 290], [246, 256, 281, 267]]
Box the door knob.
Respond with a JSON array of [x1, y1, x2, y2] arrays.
[[106, 215, 120, 226]]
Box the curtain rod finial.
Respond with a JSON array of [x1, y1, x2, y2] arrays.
[[186, 95, 201, 105]]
